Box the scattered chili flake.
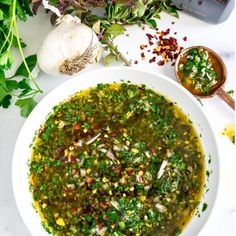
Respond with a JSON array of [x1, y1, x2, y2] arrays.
[[71, 207, 78, 214], [141, 52, 145, 60], [134, 60, 138, 65], [127, 169, 132, 175], [86, 176, 94, 184], [74, 123, 81, 130], [82, 114, 86, 121], [157, 28, 170, 36], [157, 60, 165, 66], [146, 33, 154, 39], [140, 44, 147, 50], [149, 57, 156, 63], [171, 22, 175, 25], [136, 27, 186, 66], [100, 202, 111, 209], [70, 155, 77, 163]]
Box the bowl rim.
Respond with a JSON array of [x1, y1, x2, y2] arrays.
[[11, 66, 220, 236]]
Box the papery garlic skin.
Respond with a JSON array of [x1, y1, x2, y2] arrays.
[[37, 15, 100, 76]]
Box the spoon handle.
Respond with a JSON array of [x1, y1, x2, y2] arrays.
[[217, 88, 235, 110]]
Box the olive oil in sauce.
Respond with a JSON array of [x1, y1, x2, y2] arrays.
[[30, 83, 205, 236], [221, 124, 235, 144]]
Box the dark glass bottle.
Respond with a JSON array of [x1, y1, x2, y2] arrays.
[[170, 0, 235, 24]]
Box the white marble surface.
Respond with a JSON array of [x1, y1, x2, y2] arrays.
[[0, 8, 235, 236]]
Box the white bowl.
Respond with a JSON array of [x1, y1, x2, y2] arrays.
[[12, 67, 219, 236]]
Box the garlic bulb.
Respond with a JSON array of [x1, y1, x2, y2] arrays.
[[37, 15, 100, 76]]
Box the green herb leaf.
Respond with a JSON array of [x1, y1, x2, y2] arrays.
[[15, 97, 37, 117], [0, 51, 14, 70], [202, 203, 208, 212], [133, 0, 146, 17], [0, 9, 4, 20], [0, 0, 12, 5], [104, 53, 117, 66], [146, 19, 157, 28], [0, 84, 8, 102], [22, 0, 33, 16], [0, 94, 12, 108], [227, 90, 234, 97], [14, 54, 37, 77], [6, 80, 18, 91], [105, 24, 125, 38], [92, 20, 101, 34], [18, 78, 33, 96], [12, 35, 27, 48], [16, 1, 27, 21]]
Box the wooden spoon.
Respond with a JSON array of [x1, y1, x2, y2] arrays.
[[175, 46, 235, 110]]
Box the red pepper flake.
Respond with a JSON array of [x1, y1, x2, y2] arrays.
[[159, 28, 170, 36], [149, 41, 154, 46], [74, 123, 81, 130], [71, 207, 78, 213], [70, 155, 77, 163], [86, 176, 94, 184], [171, 62, 175, 66], [137, 27, 186, 67], [149, 57, 156, 63], [100, 202, 111, 209], [141, 52, 145, 60], [150, 148, 157, 153], [140, 44, 147, 50], [127, 169, 133, 175], [146, 33, 154, 39], [171, 21, 175, 25], [134, 60, 138, 64], [157, 60, 165, 66], [82, 114, 86, 121], [183, 36, 187, 41]]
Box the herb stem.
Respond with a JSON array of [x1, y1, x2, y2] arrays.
[[13, 19, 43, 93], [17, 90, 39, 98], [104, 38, 131, 66], [0, 0, 16, 54]]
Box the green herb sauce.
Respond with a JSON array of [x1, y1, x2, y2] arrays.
[[178, 48, 222, 96], [29, 83, 205, 236]]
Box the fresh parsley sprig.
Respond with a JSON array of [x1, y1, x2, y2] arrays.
[[0, 0, 42, 117]]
